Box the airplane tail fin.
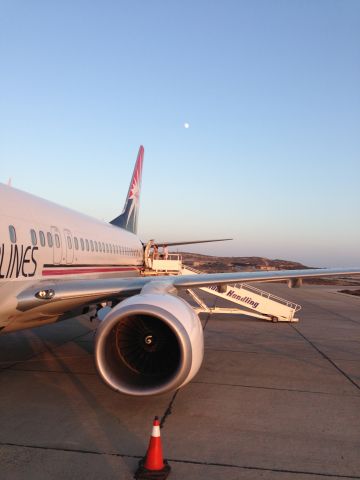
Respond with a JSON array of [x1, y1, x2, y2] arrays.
[[110, 146, 144, 234]]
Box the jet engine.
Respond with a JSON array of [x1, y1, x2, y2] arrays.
[[287, 278, 303, 288], [94, 293, 204, 396]]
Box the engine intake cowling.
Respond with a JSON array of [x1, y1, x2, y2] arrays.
[[94, 293, 204, 396]]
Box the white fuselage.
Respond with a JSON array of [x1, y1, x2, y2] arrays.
[[0, 184, 144, 332]]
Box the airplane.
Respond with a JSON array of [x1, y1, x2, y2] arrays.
[[1, 145, 359, 397]]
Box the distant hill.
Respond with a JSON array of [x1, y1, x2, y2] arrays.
[[177, 252, 310, 272], [174, 252, 360, 286]]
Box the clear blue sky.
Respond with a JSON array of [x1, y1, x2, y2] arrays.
[[1, 1, 359, 267]]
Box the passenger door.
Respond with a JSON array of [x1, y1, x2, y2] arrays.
[[63, 229, 74, 265], [51, 226, 62, 265]]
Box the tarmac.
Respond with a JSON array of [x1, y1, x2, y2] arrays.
[[0, 283, 359, 480]]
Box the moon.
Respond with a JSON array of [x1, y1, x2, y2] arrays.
[[184, 122, 190, 129]]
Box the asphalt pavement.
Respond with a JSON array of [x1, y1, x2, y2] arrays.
[[0, 283, 359, 480]]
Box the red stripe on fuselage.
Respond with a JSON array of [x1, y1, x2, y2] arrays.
[[42, 266, 140, 276]]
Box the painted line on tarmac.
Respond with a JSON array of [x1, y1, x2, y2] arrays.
[[191, 379, 360, 397], [290, 324, 360, 392], [1, 441, 360, 479]]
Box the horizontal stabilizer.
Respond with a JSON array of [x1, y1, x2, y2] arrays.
[[152, 238, 232, 247]]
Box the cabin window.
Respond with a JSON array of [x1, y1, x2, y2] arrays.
[[90, 240, 94, 252], [55, 234, 60, 248], [99, 242, 102, 252], [102, 242, 105, 253], [74, 237, 79, 250], [8, 225, 16, 243], [95, 241, 98, 252], [67, 236, 72, 249], [106, 243, 109, 253], [30, 229, 37, 246], [39, 230, 46, 247], [85, 239, 89, 251], [47, 232, 53, 247], [80, 238, 84, 251]]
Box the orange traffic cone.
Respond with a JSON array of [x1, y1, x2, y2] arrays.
[[135, 416, 171, 479]]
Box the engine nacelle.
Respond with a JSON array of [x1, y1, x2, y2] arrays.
[[287, 278, 303, 288], [94, 293, 204, 396]]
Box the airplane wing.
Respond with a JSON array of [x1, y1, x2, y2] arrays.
[[171, 267, 360, 289], [16, 267, 360, 320], [12, 266, 360, 396]]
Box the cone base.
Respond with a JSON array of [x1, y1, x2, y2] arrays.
[[134, 458, 171, 480]]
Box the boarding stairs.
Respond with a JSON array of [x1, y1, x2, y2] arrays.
[[142, 246, 301, 322], [181, 265, 301, 322]]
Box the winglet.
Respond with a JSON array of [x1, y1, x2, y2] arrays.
[[110, 146, 144, 234]]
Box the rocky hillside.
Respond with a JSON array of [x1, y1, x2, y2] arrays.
[[177, 252, 309, 272], [175, 252, 360, 286]]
